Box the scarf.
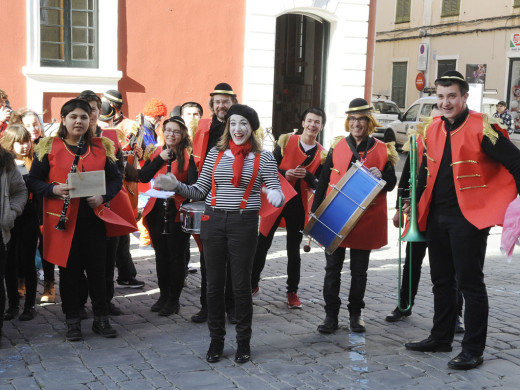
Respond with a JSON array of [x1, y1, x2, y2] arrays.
[[229, 140, 253, 188]]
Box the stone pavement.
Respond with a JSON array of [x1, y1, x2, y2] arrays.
[[2, 155, 520, 389]]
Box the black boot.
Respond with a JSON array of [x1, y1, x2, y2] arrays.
[[92, 316, 117, 338], [66, 318, 83, 342], [235, 340, 251, 364], [317, 316, 338, 334], [19, 306, 37, 321], [206, 339, 224, 363], [191, 306, 208, 323], [151, 295, 168, 312], [158, 298, 180, 316]]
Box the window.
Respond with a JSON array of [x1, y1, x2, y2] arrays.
[[391, 62, 407, 108], [395, 0, 411, 24], [515, 0, 520, 7], [437, 59, 457, 78], [403, 104, 420, 121], [441, 0, 460, 17], [40, 0, 98, 68], [420, 104, 435, 117]]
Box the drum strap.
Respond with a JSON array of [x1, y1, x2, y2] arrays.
[[210, 151, 261, 209], [346, 136, 370, 164]]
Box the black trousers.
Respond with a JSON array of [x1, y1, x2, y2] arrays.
[[397, 240, 464, 315], [60, 215, 108, 319], [323, 247, 370, 317], [201, 208, 258, 343], [427, 212, 489, 356], [0, 239, 7, 331], [115, 234, 137, 281], [5, 208, 39, 309], [251, 194, 305, 293], [146, 202, 189, 302]]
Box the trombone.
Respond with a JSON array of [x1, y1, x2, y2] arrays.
[[397, 134, 426, 311]]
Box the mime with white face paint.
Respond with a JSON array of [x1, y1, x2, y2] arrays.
[[154, 104, 284, 365]]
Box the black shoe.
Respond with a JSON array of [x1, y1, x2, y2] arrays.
[[79, 306, 88, 320], [448, 351, 483, 370], [227, 308, 237, 324], [187, 266, 198, 274], [116, 277, 145, 289], [4, 306, 19, 321], [92, 316, 117, 338], [235, 341, 251, 364], [151, 296, 167, 312], [405, 336, 452, 352], [317, 316, 338, 334], [385, 307, 411, 322], [350, 315, 366, 333], [108, 302, 123, 316], [191, 307, 208, 323], [158, 299, 180, 316], [455, 316, 465, 334], [66, 318, 83, 342], [19, 307, 37, 321], [206, 339, 224, 363]]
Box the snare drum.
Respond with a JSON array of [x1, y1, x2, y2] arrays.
[[179, 201, 206, 234], [303, 161, 386, 255]]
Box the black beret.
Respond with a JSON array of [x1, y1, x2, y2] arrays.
[[226, 104, 260, 131]]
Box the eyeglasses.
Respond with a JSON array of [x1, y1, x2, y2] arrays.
[[348, 116, 369, 124], [164, 129, 182, 135]]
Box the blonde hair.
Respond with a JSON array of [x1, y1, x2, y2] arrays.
[[345, 112, 381, 136], [1, 124, 33, 167]]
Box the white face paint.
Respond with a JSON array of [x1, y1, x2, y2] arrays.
[[229, 114, 252, 146]]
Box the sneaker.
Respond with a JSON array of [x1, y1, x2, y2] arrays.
[[116, 277, 145, 289], [287, 292, 302, 309], [19, 307, 37, 321], [252, 286, 260, 297], [41, 281, 55, 303]]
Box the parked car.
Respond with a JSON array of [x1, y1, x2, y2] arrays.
[[372, 97, 402, 130], [374, 96, 502, 148]]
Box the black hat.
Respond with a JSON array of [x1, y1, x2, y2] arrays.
[[169, 105, 182, 117], [164, 115, 187, 130], [435, 70, 469, 91], [99, 102, 115, 122], [210, 83, 236, 97], [226, 104, 260, 131], [103, 89, 124, 104], [345, 98, 373, 114], [181, 101, 203, 117]]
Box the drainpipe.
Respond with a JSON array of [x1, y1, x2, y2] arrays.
[[364, 0, 377, 104]]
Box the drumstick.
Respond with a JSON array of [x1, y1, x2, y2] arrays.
[[303, 236, 312, 252]]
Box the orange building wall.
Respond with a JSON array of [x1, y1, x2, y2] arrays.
[[118, 0, 246, 119], [0, 2, 27, 109]]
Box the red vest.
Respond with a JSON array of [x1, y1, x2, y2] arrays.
[[192, 118, 212, 172], [142, 148, 190, 226], [327, 137, 389, 250], [43, 138, 106, 267], [418, 112, 517, 230], [259, 135, 324, 236]]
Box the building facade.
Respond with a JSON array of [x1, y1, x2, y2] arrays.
[[373, 0, 520, 125], [2, 0, 376, 147]]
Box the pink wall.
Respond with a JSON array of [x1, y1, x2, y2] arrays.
[[118, 0, 246, 119]]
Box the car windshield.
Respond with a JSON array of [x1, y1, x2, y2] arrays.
[[373, 101, 400, 115]]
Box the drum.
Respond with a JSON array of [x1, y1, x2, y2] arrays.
[[303, 161, 386, 255], [179, 201, 206, 234]]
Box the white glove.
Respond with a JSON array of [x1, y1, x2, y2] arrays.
[[154, 173, 179, 191], [263, 187, 284, 208]]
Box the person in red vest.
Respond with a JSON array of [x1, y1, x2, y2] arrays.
[[138, 116, 196, 316], [405, 70, 520, 370], [189, 83, 238, 324], [251, 107, 326, 308], [155, 104, 284, 364], [312, 98, 397, 334], [26, 99, 122, 342]]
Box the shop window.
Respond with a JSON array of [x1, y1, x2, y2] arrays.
[[441, 0, 460, 17], [40, 0, 98, 68], [395, 0, 411, 24]]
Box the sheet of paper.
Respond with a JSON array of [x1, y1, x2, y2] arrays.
[[68, 170, 106, 198], [144, 189, 175, 199]]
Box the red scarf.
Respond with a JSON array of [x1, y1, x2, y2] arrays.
[[229, 140, 253, 188]]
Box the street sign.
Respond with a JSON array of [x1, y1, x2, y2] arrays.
[[415, 72, 425, 91]]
